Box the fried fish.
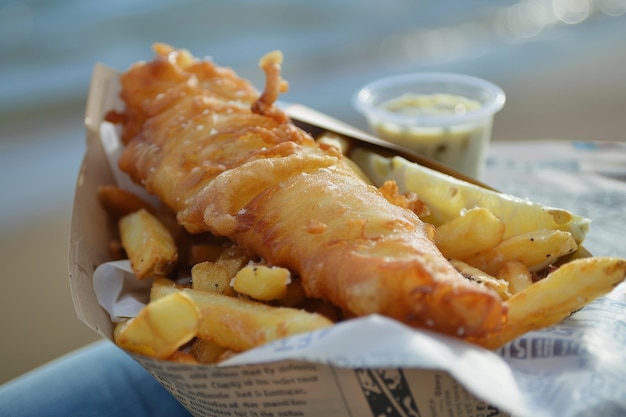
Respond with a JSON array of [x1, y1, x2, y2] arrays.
[[107, 43, 506, 338]]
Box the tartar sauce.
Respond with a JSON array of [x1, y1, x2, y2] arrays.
[[370, 93, 490, 179]]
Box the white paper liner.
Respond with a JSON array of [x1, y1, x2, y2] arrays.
[[93, 260, 152, 323]]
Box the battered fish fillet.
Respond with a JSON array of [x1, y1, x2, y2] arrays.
[[109, 43, 507, 338]]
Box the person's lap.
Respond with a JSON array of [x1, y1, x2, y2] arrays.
[[0, 339, 191, 417]]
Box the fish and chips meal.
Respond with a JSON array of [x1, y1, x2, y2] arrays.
[[98, 43, 626, 364]]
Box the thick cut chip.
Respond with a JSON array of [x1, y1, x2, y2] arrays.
[[450, 259, 511, 300], [114, 292, 199, 358], [464, 229, 578, 275], [232, 264, 291, 301], [191, 261, 234, 295], [472, 257, 626, 349], [190, 338, 233, 365], [119, 208, 178, 279], [497, 261, 533, 294], [151, 278, 333, 352], [98, 185, 155, 218], [435, 207, 505, 260]]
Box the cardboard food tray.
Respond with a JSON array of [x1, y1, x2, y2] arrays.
[[70, 63, 625, 417]]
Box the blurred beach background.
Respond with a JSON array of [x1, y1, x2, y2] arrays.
[[1, 0, 625, 384]]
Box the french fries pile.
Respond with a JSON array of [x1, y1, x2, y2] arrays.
[[98, 133, 626, 363], [98, 185, 336, 364], [346, 142, 625, 348]]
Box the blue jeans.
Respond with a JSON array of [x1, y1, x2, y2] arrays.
[[0, 340, 191, 417]]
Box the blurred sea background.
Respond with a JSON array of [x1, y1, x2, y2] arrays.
[[1, 0, 625, 384]]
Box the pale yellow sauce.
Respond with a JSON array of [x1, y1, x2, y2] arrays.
[[381, 93, 481, 117], [371, 93, 490, 179]]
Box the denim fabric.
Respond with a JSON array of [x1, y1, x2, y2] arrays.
[[0, 340, 191, 417]]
